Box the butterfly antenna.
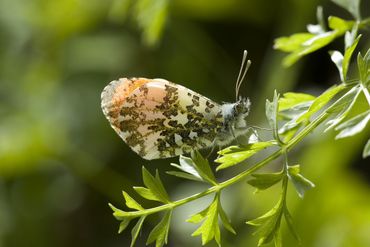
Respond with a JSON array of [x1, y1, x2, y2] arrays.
[[235, 50, 252, 100]]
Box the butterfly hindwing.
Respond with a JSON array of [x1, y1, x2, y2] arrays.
[[101, 78, 224, 159]]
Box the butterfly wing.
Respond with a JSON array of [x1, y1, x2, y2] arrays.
[[101, 78, 224, 160]]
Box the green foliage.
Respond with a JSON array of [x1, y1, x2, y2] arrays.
[[168, 150, 217, 184], [334, 110, 370, 139], [287, 165, 315, 198], [296, 84, 345, 123], [146, 211, 172, 247], [247, 172, 284, 191], [109, 1, 369, 246], [274, 0, 370, 67], [215, 142, 275, 170], [363, 139, 370, 158], [187, 193, 235, 246]]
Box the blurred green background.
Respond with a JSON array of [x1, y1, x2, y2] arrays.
[[0, 0, 369, 246]]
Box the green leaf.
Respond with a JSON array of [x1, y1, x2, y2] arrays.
[[274, 33, 315, 52], [123, 191, 144, 210], [109, 203, 131, 220], [330, 50, 344, 81], [247, 198, 283, 226], [167, 155, 204, 182], [357, 49, 370, 86], [288, 165, 315, 198], [141, 167, 170, 203], [328, 16, 354, 31], [146, 210, 172, 247], [331, 0, 361, 20], [188, 194, 235, 246], [247, 172, 284, 191], [266, 91, 279, 130], [279, 121, 302, 142], [283, 207, 301, 242], [218, 200, 236, 235], [131, 216, 146, 247], [215, 142, 274, 170], [187, 206, 209, 224], [363, 139, 370, 158], [283, 31, 338, 67], [335, 110, 370, 139], [342, 35, 361, 82], [134, 186, 161, 202], [325, 86, 361, 131], [278, 92, 316, 111], [190, 196, 221, 246], [119, 217, 133, 233], [246, 198, 284, 246], [297, 84, 345, 123], [166, 170, 202, 182], [276, 16, 353, 67], [266, 91, 281, 142], [190, 150, 217, 185]]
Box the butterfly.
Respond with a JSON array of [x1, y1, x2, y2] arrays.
[[101, 51, 251, 160]]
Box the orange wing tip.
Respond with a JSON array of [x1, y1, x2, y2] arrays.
[[101, 77, 151, 118]]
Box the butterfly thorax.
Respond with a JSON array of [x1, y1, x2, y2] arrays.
[[216, 98, 251, 146]]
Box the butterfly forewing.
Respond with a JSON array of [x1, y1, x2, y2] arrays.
[[101, 78, 224, 159]]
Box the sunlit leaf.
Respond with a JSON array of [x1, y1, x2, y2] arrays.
[[335, 110, 370, 139], [330, 50, 344, 81], [146, 210, 172, 247], [266, 91, 281, 141], [363, 139, 370, 158], [189, 196, 221, 246], [141, 167, 170, 203], [278, 92, 315, 111], [218, 200, 236, 234], [279, 121, 302, 142], [297, 84, 345, 123], [134, 186, 161, 202], [283, 207, 301, 242], [131, 216, 146, 247], [342, 35, 361, 82], [215, 142, 274, 170], [278, 16, 353, 67], [357, 49, 370, 86], [325, 85, 361, 131], [247, 198, 283, 246], [123, 191, 144, 210], [283, 31, 337, 67], [328, 16, 354, 31], [166, 170, 202, 182], [274, 33, 315, 52], [109, 203, 131, 220], [119, 217, 133, 233], [288, 165, 315, 198], [191, 150, 217, 185], [247, 172, 284, 191], [166, 155, 204, 182]]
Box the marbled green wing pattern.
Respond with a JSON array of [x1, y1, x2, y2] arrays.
[[101, 78, 224, 160]]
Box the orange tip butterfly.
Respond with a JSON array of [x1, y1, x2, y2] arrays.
[[101, 51, 251, 160]]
